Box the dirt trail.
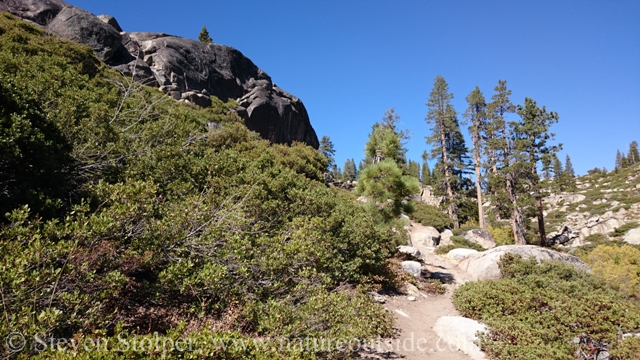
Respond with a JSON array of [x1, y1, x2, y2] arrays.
[[363, 221, 474, 359]]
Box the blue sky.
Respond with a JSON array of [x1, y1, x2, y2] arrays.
[[68, 0, 639, 176]]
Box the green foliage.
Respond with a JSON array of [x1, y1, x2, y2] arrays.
[[0, 16, 397, 359], [586, 244, 640, 298], [410, 202, 453, 232], [487, 225, 514, 246], [318, 135, 335, 170], [342, 158, 357, 181], [198, 25, 212, 43], [356, 160, 420, 220], [453, 253, 640, 359]]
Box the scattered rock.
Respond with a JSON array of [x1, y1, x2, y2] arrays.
[[433, 316, 487, 360], [463, 229, 496, 249], [407, 296, 416, 302], [446, 248, 479, 262], [458, 245, 591, 281], [397, 246, 421, 258], [401, 261, 422, 277], [624, 228, 640, 245], [418, 185, 444, 207]]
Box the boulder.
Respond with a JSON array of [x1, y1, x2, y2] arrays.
[[0, 0, 66, 25], [624, 228, 640, 245], [397, 246, 421, 258], [97, 14, 122, 32], [458, 245, 591, 281], [446, 248, 479, 262], [565, 194, 586, 204], [48, 6, 123, 62], [463, 229, 496, 249], [401, 261, 422, 277], [419, 185, 444, 207], [433, 316, 487, 360], [411, 224, 441, 247], [440, 229, 454, 246]]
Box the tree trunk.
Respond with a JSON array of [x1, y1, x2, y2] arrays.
[[536, 195, 546, 246], [439, 120, 458, 228], [472, 131, 485, 229], [506, 171, 526, 244]]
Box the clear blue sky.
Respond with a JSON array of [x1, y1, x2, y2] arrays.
[[68, 0, 639, 176]]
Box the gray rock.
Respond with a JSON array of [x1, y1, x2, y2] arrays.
[[446, 248, 479, 262], [397, 246, 421, 258], [411, 224, 441, 247], [463, 229, 496, 249], [440, 229, 454, 246], [401, 261, 422, 277], [433, 316, 487, 360], [624, 228, 640, 245], [0, 0, 66, 26], [48, 6, 123, 62], [458, 245, 591, 281], [565, 194, 586, 204], [407, 296, 417, 302], [97, 14, 122, 32]]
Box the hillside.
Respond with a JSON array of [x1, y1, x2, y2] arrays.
[[544, 163, 640, 246]]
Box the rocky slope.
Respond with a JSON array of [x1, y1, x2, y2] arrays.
[[0, 0, 319, 148], [544, 163, 640, 246]]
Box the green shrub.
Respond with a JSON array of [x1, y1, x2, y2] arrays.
[[434, 235, 484, 254], [586, 244, 640, 298], [410, 202, 453, 232], [487, 225, 513, 246], [0, 15, 397, 359], [452, 253, 640, 359]]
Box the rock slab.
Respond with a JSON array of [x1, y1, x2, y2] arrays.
[[458, 245, 591, 281], [433, 316, 487, 360], [625, 228, 640, 245], [463, 229, 496, 249]]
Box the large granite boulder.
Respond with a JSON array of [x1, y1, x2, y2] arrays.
[[48, 6, 122, 62], [463, 229, 496, 249], [458, 245, 591, 281], [1, 0, 319, 148], [624, 227, 640, 245], [433, 316, 487, 360], [410, 223, 441, 247]]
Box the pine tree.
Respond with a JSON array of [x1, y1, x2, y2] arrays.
[[365, 108, 409, 166], [318, 135, 336, 170], [425, 75, 461, 227], [615, 149, 623, 170], [515, 97, 560, 246], [343, 159, 357, 182], [564, 154, 576, 190], [542, 154, 552, 181], [332, 164, 342, 180], [629, 141, 639, 165], [198, 26, 212, 43], [421, 151, 431, 186], [406, 160, 420, 179], [464, 86, 488, 229], [552, 154, 563, 183]]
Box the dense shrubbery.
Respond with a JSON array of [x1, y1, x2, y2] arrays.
[[434, 235, 485, 255], [0, 15, 398, 358], [410, 202, 453, 232], [586, 244, 640, 298], [453, 254, 640, 359]]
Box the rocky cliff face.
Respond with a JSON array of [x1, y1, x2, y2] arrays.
[[0, 0, 319, 148]]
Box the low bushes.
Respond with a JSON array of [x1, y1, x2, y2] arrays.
[[410, 202, 453, 232], [452, 253, 640, 359]]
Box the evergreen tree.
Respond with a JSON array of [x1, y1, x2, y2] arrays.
[[552, 154, 563, 183], [332, 164, 342, 180], [425, 75, 461, 227], [564, 154, 576, 190], [629, 141, 639, 165], [542, 154, 552, 181], [515, 97, 560, 246], [343, 159, 357, 182], [198, 26, 212, 43], [615, 149, 623, 170], [421, 151, 431, 186], [464, 86, 488, 229], [318, 135, 336, 170], [365, 109, 408, 166], [406, 160, 420, 179]]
